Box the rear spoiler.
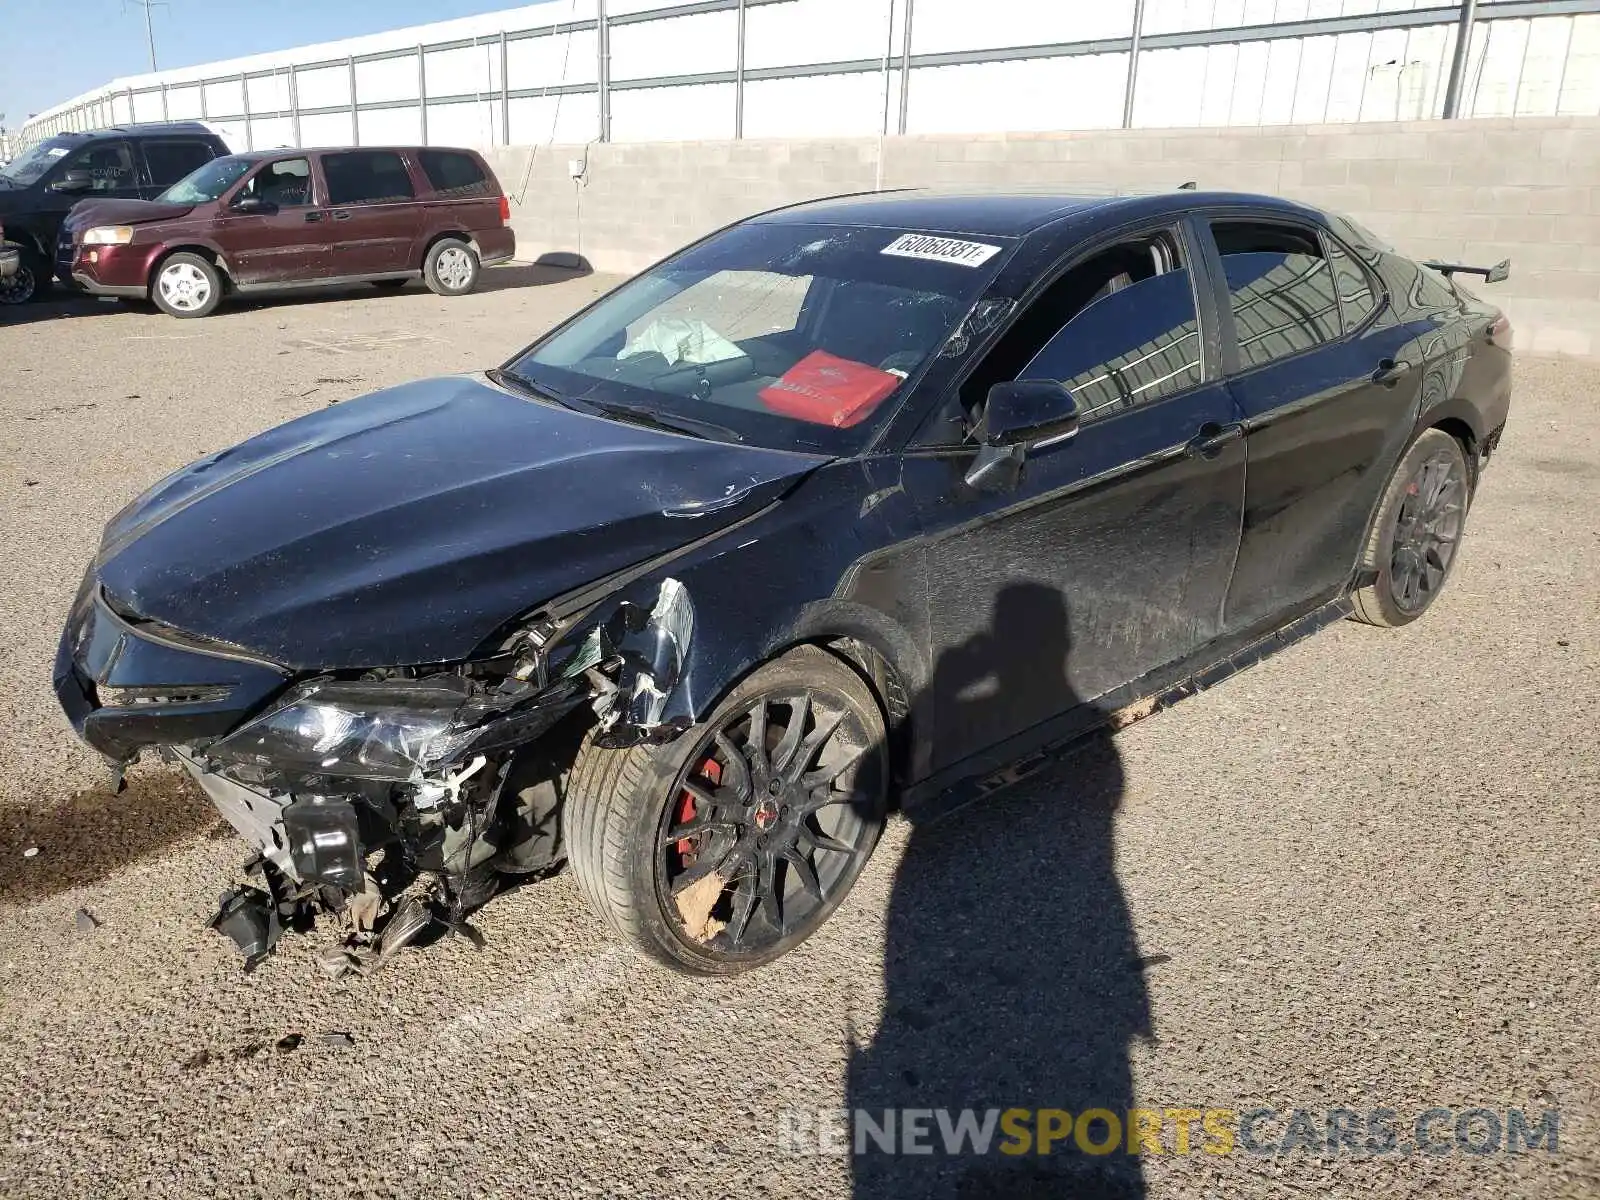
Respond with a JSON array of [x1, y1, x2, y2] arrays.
[[1423, 257, 1511, 284]]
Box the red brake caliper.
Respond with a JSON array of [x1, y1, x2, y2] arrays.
[[674, 756, 721, 864]]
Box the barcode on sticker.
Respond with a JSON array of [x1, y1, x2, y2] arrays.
[[881, 234, 1002, 268]]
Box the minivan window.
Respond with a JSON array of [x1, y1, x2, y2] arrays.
[[238, 158, 312, 207], [418, 150, 488, 197], [159, 155, 253, 204], [143, 140, 217, 188], [322, 151, 415, 205]]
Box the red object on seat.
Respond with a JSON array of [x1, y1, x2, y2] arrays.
[[758, 350, 902, 428]]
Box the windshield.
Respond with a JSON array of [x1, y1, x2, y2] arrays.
[[158, 155, 253, 204], [0, 137, 78, 187], [505, 221, 1012, 454]]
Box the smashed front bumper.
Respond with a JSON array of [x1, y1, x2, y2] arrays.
[[53, 570, 700, 971]]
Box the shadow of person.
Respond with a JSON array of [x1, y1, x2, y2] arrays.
[[847, 582, 1150, 1199]]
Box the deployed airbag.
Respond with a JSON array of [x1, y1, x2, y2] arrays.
[[621, 317, 745, 366]]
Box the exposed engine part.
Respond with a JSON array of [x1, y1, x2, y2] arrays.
[[589, 576, 697, 747], [280, 796, 365, 890]]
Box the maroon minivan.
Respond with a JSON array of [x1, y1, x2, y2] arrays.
[[58, 146, 516, 317]]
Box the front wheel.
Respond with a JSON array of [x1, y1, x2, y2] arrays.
[[564, 645, 889, 975], [1351, 427, 1472, 628], [0, 249, 48, 305], [423, 239, 479, 297], [151, 252, 222, 318]]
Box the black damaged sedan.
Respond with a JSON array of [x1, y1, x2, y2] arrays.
[[54, 190, 1512, 974]]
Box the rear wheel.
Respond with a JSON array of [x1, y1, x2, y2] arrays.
[[1351, 428, 1472, 628], [151, 252, 222, 318], [0, 249, 48, 305], [564, 645, 888, 975], [423, 239, 479, 297]]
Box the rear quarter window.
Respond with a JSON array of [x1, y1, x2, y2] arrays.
[[418, 150, 491, 198], [321, 151, 416, 206]]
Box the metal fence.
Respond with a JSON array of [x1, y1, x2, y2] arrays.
[[18, 0, 1600, 150]]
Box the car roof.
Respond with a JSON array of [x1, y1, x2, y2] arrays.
[[752, 188, 1325, 238], [61, 122, 219, 141]]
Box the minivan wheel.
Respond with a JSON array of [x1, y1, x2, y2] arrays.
[[151, 253, 222, 318], [564, 645, 889, 975], [1351, 427, 1472, 628], [423, 239, 479, 296], [0, 251, 46, 305]]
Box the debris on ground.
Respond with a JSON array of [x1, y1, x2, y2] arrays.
[[276, 1033, 304, 1052], [316, 947, 365, 981], [321, 1031, 356, 1048], [22, 846, 39, 859], [74, 908, 101, 932]]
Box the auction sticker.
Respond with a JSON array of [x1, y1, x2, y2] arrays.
[[881, 233, 1002, 267]]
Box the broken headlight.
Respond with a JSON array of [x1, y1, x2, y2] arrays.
[[206, 678, 482, 782]]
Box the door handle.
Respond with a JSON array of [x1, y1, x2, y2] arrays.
[[1373, 358, 1412, 386], [1185, 421, 1244, 459], [304, 211, 323, 223], [331, 210, 352, 221]]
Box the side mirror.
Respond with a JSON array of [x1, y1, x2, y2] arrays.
[[963, 379, 1081, 492], [1485, 258, 1510, 284], [230, 195, 273, 214], [50, 170, 92, 194]]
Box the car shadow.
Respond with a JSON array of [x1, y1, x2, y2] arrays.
[[847, 582, 1151, 1199], [0, 769, 222, 905]]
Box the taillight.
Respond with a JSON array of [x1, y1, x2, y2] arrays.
[[499, 195, 510, 222], [1489, 311, 1514, 351]]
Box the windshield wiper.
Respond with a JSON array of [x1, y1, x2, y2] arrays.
[[487, 367, 578, 410], [589, 401, 744, 444]]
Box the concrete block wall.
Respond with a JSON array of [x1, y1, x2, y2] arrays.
[[483, 115, 1600, 357]]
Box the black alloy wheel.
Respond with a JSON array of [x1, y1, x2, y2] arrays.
[[564, 644, 888, 974], [1350, 426, 1473, 628], [657, 689, 879, 957], [1388, 446, 1466, 614]]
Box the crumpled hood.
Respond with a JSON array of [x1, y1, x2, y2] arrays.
[[66, 198, 196, 231], [96, 374, 825, 669]]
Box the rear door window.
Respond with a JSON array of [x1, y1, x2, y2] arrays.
[[417, 150, 490, 198], [1210, 220, 1342, 370], [141, 140, 217, 188], [321, 151, 416, 206], [1323, 235, 1381, 332]]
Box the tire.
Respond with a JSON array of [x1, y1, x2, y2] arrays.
[[565, 644, 889, 975], [371, 279, 408, 291], [0, 248, 48, 305], [423, 239, 479, 297], [150, 252, 222, 318], [1350, 427, 1472, 628]]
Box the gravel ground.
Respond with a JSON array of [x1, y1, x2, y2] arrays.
[[0, 277, 1595, 1200]]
